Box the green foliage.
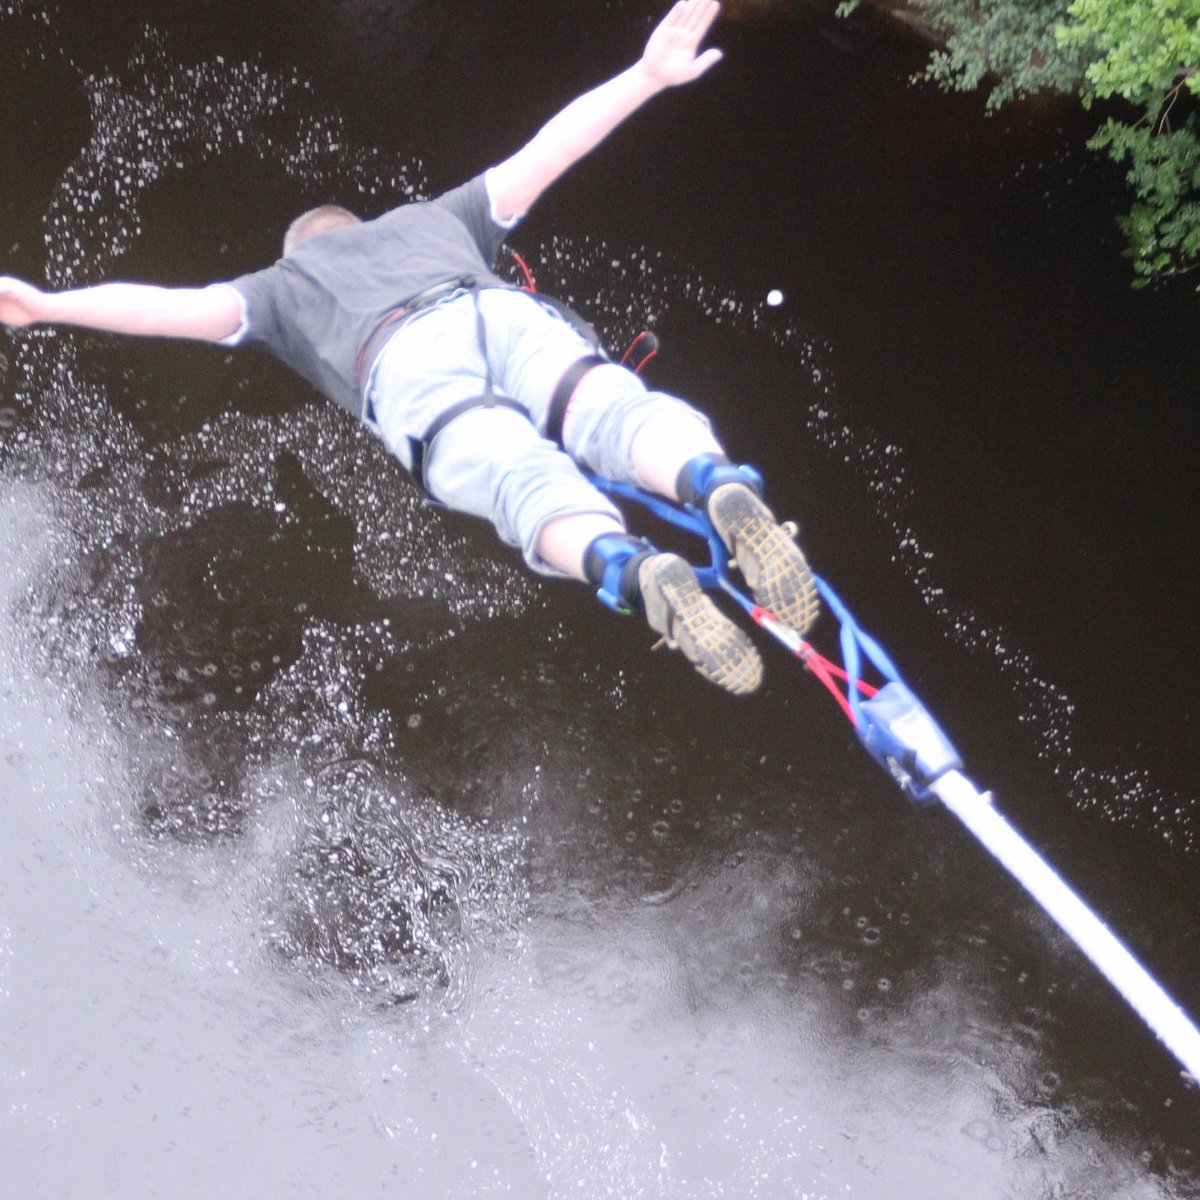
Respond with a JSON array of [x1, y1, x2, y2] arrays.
[[1058, 0, 1200, 105], [915, 0, 1083, 110], [1059, 0, 1200, 284], [1090, 114, 1200, 285], [846, 0, 1200, 286]]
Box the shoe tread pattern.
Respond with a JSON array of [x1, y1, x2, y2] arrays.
[[639, 554, 763, 695], [708, 484, 819, 636]]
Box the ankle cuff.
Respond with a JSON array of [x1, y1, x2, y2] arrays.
[[584, 533, 656, 613], [675, 453, 763, 509]]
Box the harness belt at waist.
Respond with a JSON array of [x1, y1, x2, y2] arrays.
[[356, 275, 483, 415]]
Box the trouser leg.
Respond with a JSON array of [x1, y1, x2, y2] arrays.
[[369, 293, 623, 576], [413, 405, 626, 576], [473, 289, 722, 488], [368, 288, 783, 686], [368, 288, 722, 576], [480, 293, 818, 636]]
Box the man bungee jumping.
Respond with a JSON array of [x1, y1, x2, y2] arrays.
[[0, 0, 817, 695]]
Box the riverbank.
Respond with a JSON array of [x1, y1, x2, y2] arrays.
[[724, 0, 944, 42]]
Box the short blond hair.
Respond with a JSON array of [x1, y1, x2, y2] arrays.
[[283, 204, 361, 255]]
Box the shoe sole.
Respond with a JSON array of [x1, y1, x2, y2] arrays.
[[708, 484, 820, 635], [638, 554, 763, 696]]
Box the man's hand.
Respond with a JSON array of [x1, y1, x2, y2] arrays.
[[640, 0, 723, 89], [0, 277, 48, 329]]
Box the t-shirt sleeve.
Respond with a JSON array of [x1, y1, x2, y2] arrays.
[[435, 173, 517, 266], [220, 264, 285, 350]]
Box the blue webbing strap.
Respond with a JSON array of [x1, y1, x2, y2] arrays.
[[588, 472, 962, 801]]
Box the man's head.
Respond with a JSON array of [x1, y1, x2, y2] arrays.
[[282, 204, 361, 255]]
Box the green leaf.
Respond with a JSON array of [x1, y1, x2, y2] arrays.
[[1058, 0, 1200, 107]]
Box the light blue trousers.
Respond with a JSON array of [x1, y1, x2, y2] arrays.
[[368, 287, 711, 575]]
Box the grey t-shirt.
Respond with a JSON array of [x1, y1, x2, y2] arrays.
[[224, 173, 516, 418]]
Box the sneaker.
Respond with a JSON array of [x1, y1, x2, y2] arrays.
[[638, 552, 763, 695], [707, 482, 819, 635]]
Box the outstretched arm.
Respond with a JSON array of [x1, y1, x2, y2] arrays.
[[0, 275, 243, 343], [486, 0, 723, 223]]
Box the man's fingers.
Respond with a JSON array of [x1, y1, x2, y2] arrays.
[[681, 0, 720, 36], [661, 0, 718, 39], [690, 46, 724, 78]]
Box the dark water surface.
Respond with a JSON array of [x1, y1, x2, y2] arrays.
[[2, 1, 1198, 1196]]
